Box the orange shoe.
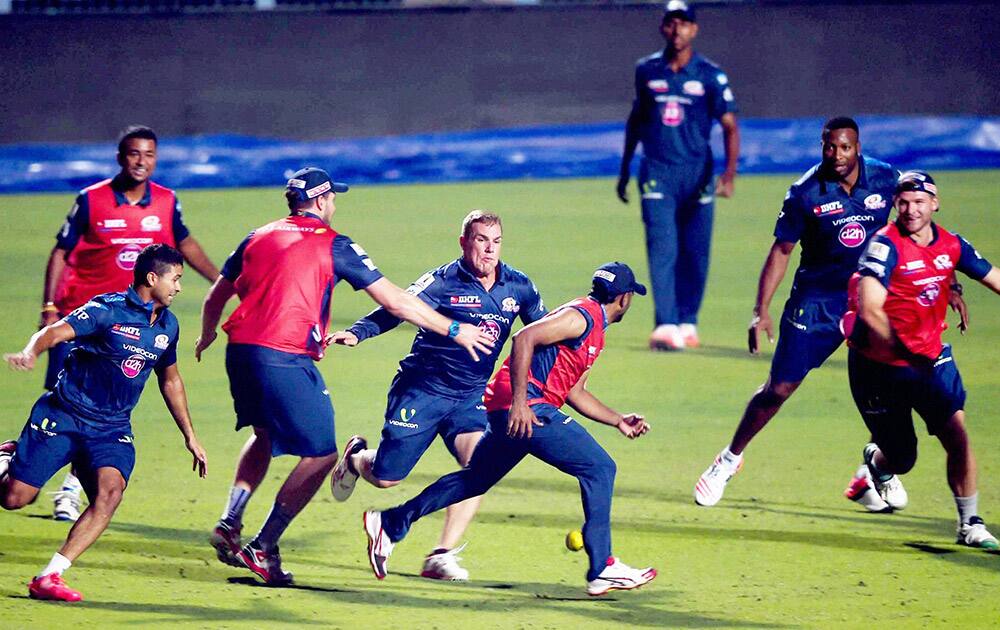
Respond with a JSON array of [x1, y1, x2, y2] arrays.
[[679, 324, 700, 348], [649, 325, 685, 351], [28, 573, 82, 602]]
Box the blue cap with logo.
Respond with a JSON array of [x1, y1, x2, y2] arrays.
[[592, 262, 647, 301], [286, 167, 349, 202], [664, 0, 696, 22], [896, 170, 937, 196]]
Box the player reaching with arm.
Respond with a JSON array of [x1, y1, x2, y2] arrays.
[[40, 125, 218, 522], [362, 263, 655, 596], [844, 171, 1000, 549], [1, 244, 208, 602], [198, 168, 494, 585], [324, 210, 546, 581]]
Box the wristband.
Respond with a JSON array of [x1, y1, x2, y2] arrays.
[[41, 303, 58, 314], [951, 282, 963, 296], [448, 321, 460, 338]]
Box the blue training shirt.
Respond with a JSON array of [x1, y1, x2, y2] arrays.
[[54, 286, 179, 428], [774, 156, 898, 297], [348, 259, 546, 398], [632, 51, 737, 166]]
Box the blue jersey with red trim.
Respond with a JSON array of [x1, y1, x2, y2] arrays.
[[485, 296, 606, 412]]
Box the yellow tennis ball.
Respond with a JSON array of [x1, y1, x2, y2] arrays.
[[565, 530, 584, 552]]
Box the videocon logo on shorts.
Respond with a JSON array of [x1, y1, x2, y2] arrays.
[[478, 320, 502, 343], [838, 222, 867, 248], [116, 243, 144, 270], [121, 354, 146, 379]]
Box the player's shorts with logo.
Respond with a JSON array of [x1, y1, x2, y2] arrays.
[[226, 343, 336, 457], [770, 292, 848, 383], [848, 345, 966, 457], [9, 392, 136, 488], [372, 373, 487, 482]]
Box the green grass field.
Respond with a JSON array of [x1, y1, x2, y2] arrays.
[[1, 172, 999, 628]]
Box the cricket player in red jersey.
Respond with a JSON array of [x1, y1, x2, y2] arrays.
[[363, 262, 656, 596], [196, 167, 494, 585], [40, 125, 218, 521], [844, 170, 1000, 549]]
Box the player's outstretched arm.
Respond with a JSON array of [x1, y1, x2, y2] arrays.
[[177, 235, 220, 283], [4, 320, 77, 371], [195, 276, 236, 361], [566, 374, 650, 440], [156, 363, 208, 477], [363, 277, 494, 362], [975, 266, 1000, 296], [749, 239, 795, 354]]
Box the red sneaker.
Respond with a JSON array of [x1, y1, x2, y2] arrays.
[[236, 542, 293, 586], [28, 573, 83, 602]]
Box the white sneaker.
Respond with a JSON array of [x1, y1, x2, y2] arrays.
[[863, 443, 907, 510], [330, 435, 366, 502], [586, 557, 657, 596], [679, 323, 700, 348], [694, 449, 743, 507], [957, 516, 999, 550], [420, 543, 470, 581], [843, 464, 891, 513], [0, 440, 15, 482], [649, 324, 685, 351], [51, 490, 82, 522], [363, 510, 395, 580]]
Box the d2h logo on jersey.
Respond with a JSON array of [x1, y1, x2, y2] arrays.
[[121, 354, 146, 379], [116, 243, 144, 271], [838, 222, 867, 248], [661, 100, 684, 127]]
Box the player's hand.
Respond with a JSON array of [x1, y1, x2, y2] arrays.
[[453, 323, 495, 363], [948, 289, 969, 334], [716, 170, 736, 198], [194, 331, 217, 362], [4, 351, 37, 371], [325, 331, 359, 347], [748, 308, 774, 354], [617, 413, 650, 439], [616, 174, 630, 204], [507, 402, 542, 439], [39, 310, 60, 329], [185, 436, 208, 478]]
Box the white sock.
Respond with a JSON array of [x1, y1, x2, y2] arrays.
[[955, 493, 979, 525], [60, 472, 82, 494], [352, 449, 377, 478], [720, 446, 742, 466], [39, 552, 72, 577]]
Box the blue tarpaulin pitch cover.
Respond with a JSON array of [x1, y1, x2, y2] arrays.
[[0, 116, 998, 194]]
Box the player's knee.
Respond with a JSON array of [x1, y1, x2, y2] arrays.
[[758, 382, 796, 406], [94, 484, 125, 512], [883, 445, 917, 474], [1, 492, 28, 510], [373, 478, 400, 489]]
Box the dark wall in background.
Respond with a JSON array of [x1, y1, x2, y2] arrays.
[[1, 2, 997, 144]]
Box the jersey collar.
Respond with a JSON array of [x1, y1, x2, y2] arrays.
[[125, 286, 158, 317], [819, 155, 868, 196], [456, 257, 507, 286], [585, 296, 610, 330], [111, 175, 153, 207]]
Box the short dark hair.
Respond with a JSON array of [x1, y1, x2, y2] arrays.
[[118, 125, 158, 154], [133, 244, 183, 286], [588, 287, 617, 305], [822, 116, 859, 137], [285, 188, 317, 213]]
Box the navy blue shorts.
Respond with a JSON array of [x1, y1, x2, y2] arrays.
[[10, 392, 136, 488], [226, 344, 336, 458], [770, 293, 848, 383], [848, 346, 966, 456], [371, 375, 487, 482]]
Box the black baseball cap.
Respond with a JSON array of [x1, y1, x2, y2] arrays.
[[896, 170, 937, 196], [664, 0, 696, 22], [592, 262, 647, 301], [286, 167, 349, 202]]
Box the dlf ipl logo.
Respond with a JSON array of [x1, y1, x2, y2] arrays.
[[121, 354, 146, 378]]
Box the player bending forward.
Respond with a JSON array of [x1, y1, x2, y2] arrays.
[[845, 171, 1000, 549], [363, 263, 656, 596], [1, 244, 208, 602]]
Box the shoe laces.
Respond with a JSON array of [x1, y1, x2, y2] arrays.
[[49, 490, 81, 507]]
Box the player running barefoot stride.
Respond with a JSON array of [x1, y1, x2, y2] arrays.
[[1, 245, 208, 602], [363, 263, 655, 596], [844, 170, 1000, 550]]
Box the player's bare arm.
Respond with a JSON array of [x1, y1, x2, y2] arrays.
[[975, 266, 1000, 295], [5, 320, 77, 371], [716, 112, 740, 198], [856, 275, 896, 353], [507, 308, 588, 439], [616, 106, 642, 204], [749, 239, 795, 354], [195, 276, 237, 361], [177, 235, 220, 283], [363, 277, 494, 362], [565, 374, 650, 440], [40, 245, 70, 327], [156, 363, 208, 477]]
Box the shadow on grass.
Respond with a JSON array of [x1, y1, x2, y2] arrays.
[[68, 597, 327, 625]]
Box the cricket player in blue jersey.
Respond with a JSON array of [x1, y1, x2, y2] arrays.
[[617, 0, 740, 351], [694, 117, 913, 508], [327, 210, 546, 580], [0, 244, 208, 602]]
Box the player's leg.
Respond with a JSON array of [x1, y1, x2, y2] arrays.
[[639, 158, 684, 350], [2, 394, 76, 511], [525, 408, 655, 595], [212, 426, 271, 566], [674, 167, 715, 347], [45, 339, 85, 522]]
